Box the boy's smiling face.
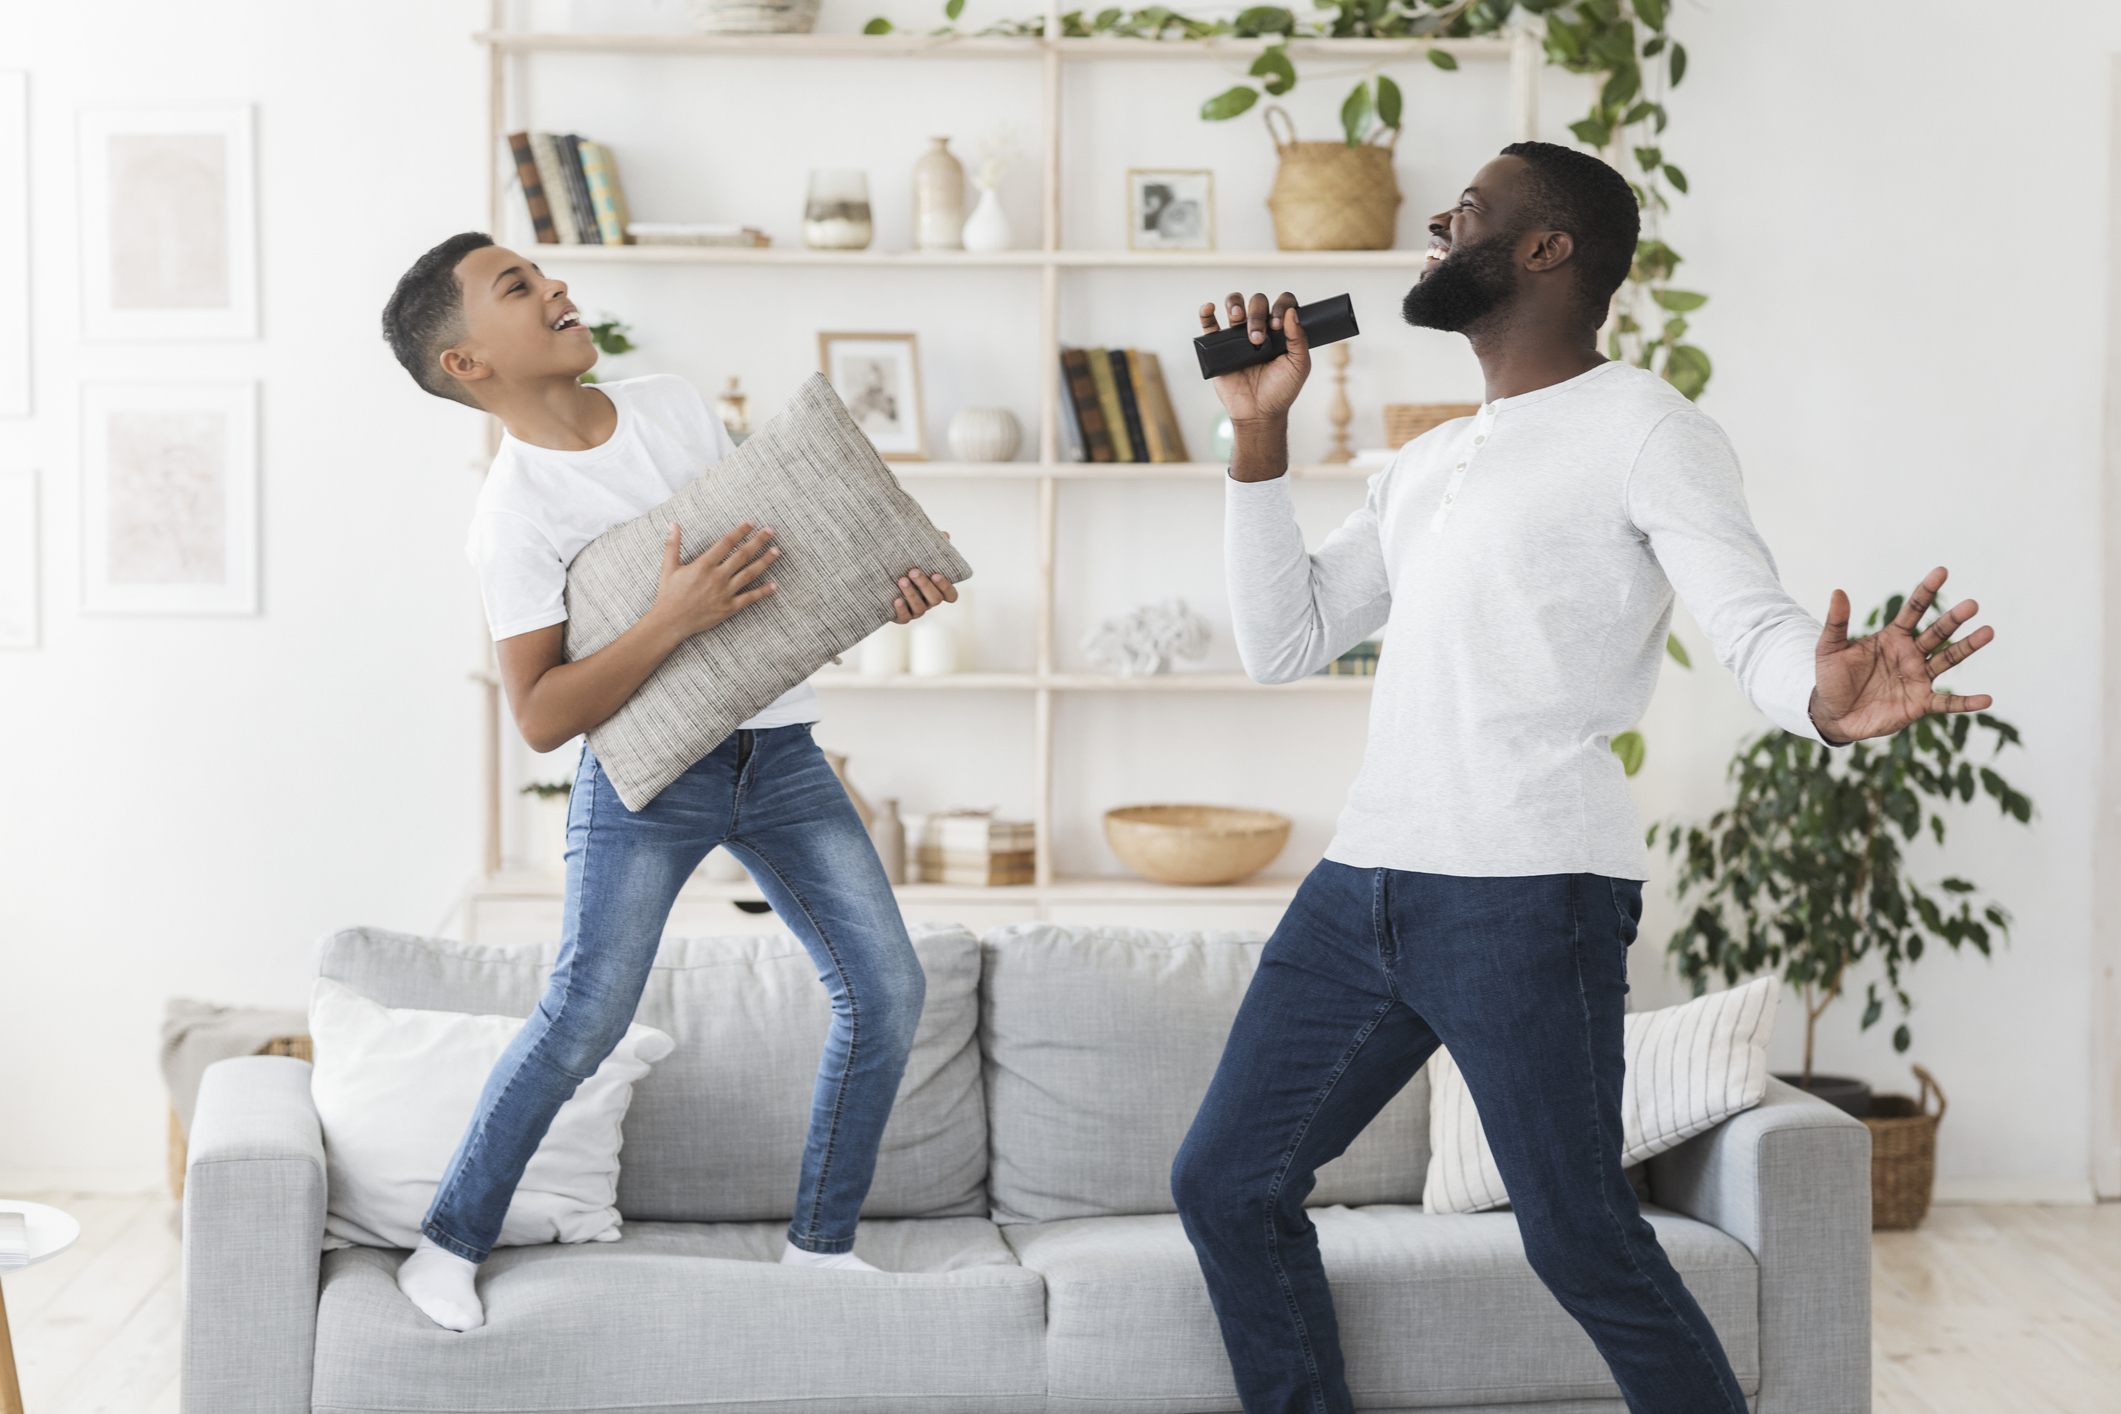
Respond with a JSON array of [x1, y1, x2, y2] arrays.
[[439, 244, 599, 400]]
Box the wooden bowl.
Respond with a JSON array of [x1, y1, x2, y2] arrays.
[[1103, 805, 1293, 886]]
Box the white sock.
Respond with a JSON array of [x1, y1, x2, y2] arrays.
[[397, 1236, 485, 1331], [780, 1239, 880, 1273]]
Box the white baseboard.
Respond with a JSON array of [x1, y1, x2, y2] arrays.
[[1931, 1175, 2099, 1206], [0, 1166, 164, 1197]]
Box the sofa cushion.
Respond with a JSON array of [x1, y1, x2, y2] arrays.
[[314, 923, 986, 1223], [311, 1217, 1045, 1414], [980, 924, 1428, 1225], [1003, 1206, 1760, 1412]]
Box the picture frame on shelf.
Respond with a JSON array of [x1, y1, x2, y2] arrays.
[[77, 103, 258, 341], [819, 331, 927, 460], [1126, 169, 1214, 252], [80, 382, 259, 616], [0, 468, 36, 648]]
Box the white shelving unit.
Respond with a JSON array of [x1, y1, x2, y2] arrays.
[[462, 10, 1537, 931]]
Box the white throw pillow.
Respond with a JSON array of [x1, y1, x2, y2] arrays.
[[1422, 977, 1778, 1215], [309, 977, 674, 1250]]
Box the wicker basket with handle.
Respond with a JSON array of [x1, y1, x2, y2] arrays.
[[1864, 1064, 1944, 1230], [1385, 403, 1482, 448], [1264, 106, 1401, 252]]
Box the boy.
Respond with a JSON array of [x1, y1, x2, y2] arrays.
[[380, 232, 954, 1332]]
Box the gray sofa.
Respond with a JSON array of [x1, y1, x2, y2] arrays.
[[182, 922, 1871, 1414]]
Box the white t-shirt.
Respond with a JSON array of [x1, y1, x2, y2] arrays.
[[465, 374, 820, 731]]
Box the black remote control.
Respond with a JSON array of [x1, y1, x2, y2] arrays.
[[1193, 293, 1359, 379]]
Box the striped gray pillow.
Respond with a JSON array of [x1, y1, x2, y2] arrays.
[[563, 373, 972, 811]]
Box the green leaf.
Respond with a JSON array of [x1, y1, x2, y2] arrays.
[[1636, 0, 1669, 30], [1569, 118, 1612, 148], [1641, 35, 1665, 58], [1662, 315, 1688, 341], [1663, 162, 1689, 194], [1861, 994, 1883, 1029], [1200, 85, 1261, 121], [1341, 80, 1375, 147], [1249, 44, 1296, 96], [1669, 40, 1687, 85], [1663, 343, 1712, 400], [1666, 633, 1692, 668], [1427, 46, 1459, 70], [1892, 1023, 1911, 1053], [1232, 5, 1296, 36], [1612, 729, 1647, 777], [1600, 64, 1640, 110], [1633, 145, 1663, 169], [862, 16, 893, 33], [1096, 6, 1123, 28], [1652, 287, 1708, 312], [1623, 100, 1656, 124], [944, 0, 965, 18], [1377, 73, 1404, 127]]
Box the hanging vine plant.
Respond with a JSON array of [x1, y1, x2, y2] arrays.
[[868, 1, 1710, 398]]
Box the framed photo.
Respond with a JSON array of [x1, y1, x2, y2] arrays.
[[1127, 169, 1215, 252], [818, 332, 927, 460], [80, 382, 258, 615], [0, 73, 26, 415], [0, 469, 35, 647], [78, 104, 258, 341]]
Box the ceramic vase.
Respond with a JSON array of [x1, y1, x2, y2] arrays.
[[910, 618, 959, 676], [961, 184, 1012, 253], [804, 169, 873, 250], [947, 407, 1022, 463], [914, 138, 965, 251], [870, 798, 907, 884]]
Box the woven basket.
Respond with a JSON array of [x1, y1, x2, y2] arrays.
[[1865, 1065, 1944, 1230], [1385, 403, 1482, 448], [1264, 107, 1401, 252]]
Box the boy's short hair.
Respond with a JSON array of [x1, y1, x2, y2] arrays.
[[381, 232, 494, 407]]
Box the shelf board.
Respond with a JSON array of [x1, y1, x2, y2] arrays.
[[472, 869, 1307, 905], [532, 243, 1433, 270], [888, 461, 1376, 480], [808, 671, 1373, 692], [477, 32, 1513, 64]]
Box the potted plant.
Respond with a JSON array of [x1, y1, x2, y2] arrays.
[[1650, 595, 2033, 1115]]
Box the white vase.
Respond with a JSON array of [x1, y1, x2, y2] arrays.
[[961, 183, 1012, 254], [947, 407, 1022, 463], [914, 138, 965, 251]]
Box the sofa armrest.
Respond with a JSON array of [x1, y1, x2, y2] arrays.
[[182, 1055, 326, 1414], [1648, 1076, 1871, 1414]]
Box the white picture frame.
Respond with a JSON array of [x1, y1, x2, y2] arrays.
[[0, 469, 36, 647], [1127, 169, 1215, 252], [80, 382, 259, 616], [818, 331, 927, 460], [0, 73, 28, 415], [78, 104, 257, 341]]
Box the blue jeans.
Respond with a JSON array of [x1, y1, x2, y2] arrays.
[[1172, 861, 1747, 1414], [423, 723, 925, 1263]]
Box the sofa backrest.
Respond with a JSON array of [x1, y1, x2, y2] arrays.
[[979, 924, 1429, 1225], [313, 923, 988, 1224]]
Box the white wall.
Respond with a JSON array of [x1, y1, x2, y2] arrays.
[[1, 0, 2111, 1200]]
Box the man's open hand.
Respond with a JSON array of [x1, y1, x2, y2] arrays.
[[1809, 566, 1994, 744]]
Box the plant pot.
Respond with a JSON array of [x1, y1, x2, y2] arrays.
[[1773, 1072, 1871, 1118]]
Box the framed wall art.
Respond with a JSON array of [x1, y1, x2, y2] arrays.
[[1127, 169, 1214, 252], [818, 331, 927, 460], [0, 72, 27, 415], [0, 469, 35, 647], [80, 382, 258, 615], [78, 103, 257, 341]]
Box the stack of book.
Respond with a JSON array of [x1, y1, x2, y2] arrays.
[[1317, 640, 1382, 677], [915, 813, 1035, 886], [627, 222, 771, 248], [506, 132, 634, 246], [0, 1210, 27, 1272], [1059, 348, 1192, 464]]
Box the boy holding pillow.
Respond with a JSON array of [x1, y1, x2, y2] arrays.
[[380, 233, 952, 1331]]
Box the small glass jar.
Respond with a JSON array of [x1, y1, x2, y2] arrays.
[[804, 169, 873, 250], [716, 376, 750, 443]]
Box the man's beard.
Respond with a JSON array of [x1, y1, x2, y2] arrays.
[[1401, 230, 1519, 332]]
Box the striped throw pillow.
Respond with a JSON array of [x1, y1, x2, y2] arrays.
[[1422, 976, 1779, 1215]]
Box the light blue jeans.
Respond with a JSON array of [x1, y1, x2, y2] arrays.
[[422, 723, 925, 1263]]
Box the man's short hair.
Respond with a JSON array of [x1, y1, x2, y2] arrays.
[[1498, 141, 1640, 329], [381, 232, 494, 407]]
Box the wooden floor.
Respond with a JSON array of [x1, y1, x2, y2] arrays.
[[1, 1193, 2115, 1412]]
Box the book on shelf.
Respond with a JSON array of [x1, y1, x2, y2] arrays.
[[1084, 350, 1135, 461], [579, 141, 631, 246], [1108, 350, 1154, 464], [1316, 639, 1382, 676], [528, 135, 580, 245], [557, 135, 601, 243], [1059, 348, 1115, 462], [915, 849, 1035, 887], [504, 132, 556, 245], [929, 815, 1036, 854], [1134, 351, 1191, 462], [1056, 362, 1088, 462], [628, 223, 771, 248]]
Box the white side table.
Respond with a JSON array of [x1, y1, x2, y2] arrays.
[[0, 1201, 80, 1414]]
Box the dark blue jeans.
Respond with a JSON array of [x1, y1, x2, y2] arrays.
[[1172, 861, 1747, 1414], [424, 723, 924, 1263]]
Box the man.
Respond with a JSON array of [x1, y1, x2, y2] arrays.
[[1172, 141, 1992, 1413]]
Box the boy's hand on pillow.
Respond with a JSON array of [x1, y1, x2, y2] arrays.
[[652, 520, 778, 638], [892, 533, 957, 623]]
